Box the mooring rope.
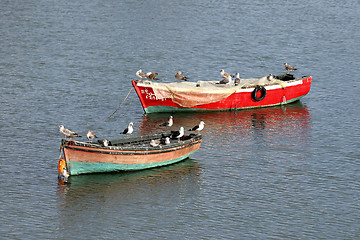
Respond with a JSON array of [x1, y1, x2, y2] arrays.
[[107, 87, 133, 119]]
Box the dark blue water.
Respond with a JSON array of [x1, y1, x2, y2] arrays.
[[1, 0, 359, 239]]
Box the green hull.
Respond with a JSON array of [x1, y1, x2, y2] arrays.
[[67, 151, 197, 175]]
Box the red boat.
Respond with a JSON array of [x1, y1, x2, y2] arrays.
[[132, 74, 312, 113]]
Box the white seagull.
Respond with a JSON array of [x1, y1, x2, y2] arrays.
[[98, 139, 111, 147], [136, 69, 147, 79], [150, 139, 161, 147], [219, 75, 232, 84], [121, 122, 134, 135], [267, 74, 274, 81], [188, 121, 205, 131], [59, 125, 81, 139], [170, 127, 185, 141], [234, 73, 241, 86], [284, 63, 297, 74], [86, 130, 97, 143], [175, 71, 188, 82], [159, 116, 173, 127]]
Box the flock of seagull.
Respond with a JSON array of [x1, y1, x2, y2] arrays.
[[136, 63, 297, 85], [59, 116, 205, 148]]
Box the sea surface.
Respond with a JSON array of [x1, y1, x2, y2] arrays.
[[1, 0, 359, 239]]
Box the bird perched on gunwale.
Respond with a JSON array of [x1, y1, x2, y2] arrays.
[[86, 130, 97, 143], [170, 127, 185, 140], [146, 72, 159, 80], [159, 116, 173, 127], [59, 125, 81, 139], [188, 121, 205, 131], [284, 63, 297, 74], [218, 75, 232, 84], [98, 139, 111, 147], [175, 71, 188, 82], [136, 69, 147, 79], [150, 139, 161, 147], [121, 122, 134, 135], [234, 73, 241, 86]]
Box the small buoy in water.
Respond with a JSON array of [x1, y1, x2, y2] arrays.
[[57, 158, 69, 182]]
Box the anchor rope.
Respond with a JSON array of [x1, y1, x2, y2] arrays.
[[107, 87, 133, 119]]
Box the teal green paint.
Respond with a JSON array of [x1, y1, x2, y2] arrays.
[[68, 151, 198, 175], [144, 96, 305, 113]]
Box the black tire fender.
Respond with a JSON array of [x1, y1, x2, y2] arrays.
[[252, 86, 267, 101]]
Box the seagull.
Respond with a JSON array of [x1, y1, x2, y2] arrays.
[[136, 69, 147, 79], [267, 74, 274, 81], [159, 116, 173, 127], [150, 139, 161, 147], [284, 63, 297, 74], [170, 127, 184, 140], [59, 125, 81, 139], [98, 139, 111, 147], [218, 75, 232, 84], [188, 121, 205, 131], [220, 69, 234, 79], [86, 130, 97, 143], [146, 72, 159, 80], [121, 122, 134, 135], [234, 73, 241, 86], [164, 137, 170, 145], [175, 71, 188, 82]]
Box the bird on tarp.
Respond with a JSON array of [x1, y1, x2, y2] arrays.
[[146, 72, 159, 80], [234, 73, 241, 86], [284, 63, 297, 74], [121, 122, 134, 135], [162, 137, 171, 145], [136, 69, 147, 80], [86, 130, 97, 143], [175, 71, 188, 82], [170, 127, 185, 141], [59, 125, 81, 139], [98, 139, 111, 147], [188, 121, 205, 131], [218, 75, 232, 84], [220, 69, 234, 79], [159, 116, 173, 127], [267, 74, 274, 81]]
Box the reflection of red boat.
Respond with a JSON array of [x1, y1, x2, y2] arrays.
[[132, 74, 312, 113]]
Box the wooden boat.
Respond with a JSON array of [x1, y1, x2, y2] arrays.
[[132, 74, 312, 113], [58, 133, 202, 177]]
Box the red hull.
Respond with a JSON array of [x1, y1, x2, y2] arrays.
[[132, 77, 312, 113]]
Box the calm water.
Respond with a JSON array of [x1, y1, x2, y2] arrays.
[[1, 0, 359, 239]]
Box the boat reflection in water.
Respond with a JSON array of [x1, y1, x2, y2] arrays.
[[138, 101, 311, 159], [57, 158, 202, 220]]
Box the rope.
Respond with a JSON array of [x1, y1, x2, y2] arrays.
[[107, 87, 133, 119]]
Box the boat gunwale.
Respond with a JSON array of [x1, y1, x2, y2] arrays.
[[62, 133, 203, 153]]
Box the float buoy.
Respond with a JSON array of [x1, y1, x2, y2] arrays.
[[58, 158, 66, 174], [252, 86, 267, 101]]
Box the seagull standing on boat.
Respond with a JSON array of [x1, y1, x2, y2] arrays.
[[59, 125, 81, 139], [136, 69, 147, 80], [234, 73, 241, 86], [219, 75, 232, 84], [150, 139, 161, 147], [267, 74, 274, 81], [284, 63, 297, 74], [170, 127, 184, 141], [188, 121, 205, 131], [159, 116, 173, 127], [220, 69, 234, 79], [98, 139, 111, 147], [86, 130, 97, 143], [175, 71, 188, 82], [164, 137, 170, 145], [121, 122, 134, 135], [146, 72, 159, 80]]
